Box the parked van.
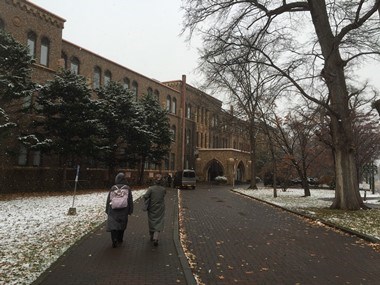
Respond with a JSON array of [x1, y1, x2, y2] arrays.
[[173, 169, 196, 189]]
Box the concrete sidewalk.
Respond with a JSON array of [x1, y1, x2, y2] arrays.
[[32, 188, 195, 285]]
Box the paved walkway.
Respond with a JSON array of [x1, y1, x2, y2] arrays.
[[32, 188, 193, 285], [179, 184, 380, 284], [32, 184, 380, 285]]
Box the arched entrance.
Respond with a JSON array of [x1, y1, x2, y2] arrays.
[[235, 161, 245, 184], [206, 159, 224, 181]]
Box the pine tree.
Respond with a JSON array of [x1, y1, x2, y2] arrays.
[[129, 93, 172, 184], [0, 29, 34, 139], [95, 81, 139, 181], [24, 70, 101, 189]]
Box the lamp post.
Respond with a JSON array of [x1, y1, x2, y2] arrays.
[[232, 158, 238, 189]]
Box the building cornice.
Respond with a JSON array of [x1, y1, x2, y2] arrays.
[[6, 0, 65, 28]]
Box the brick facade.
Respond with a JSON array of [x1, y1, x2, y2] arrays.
[[0, 0, 251, 192]]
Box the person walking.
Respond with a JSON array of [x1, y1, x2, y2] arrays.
[[143, 175, 166, 246], [105, 172, 133, 248]]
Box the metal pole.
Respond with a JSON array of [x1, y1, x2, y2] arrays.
[[68, 165, 80, 215], [71, 165, 80, 208]]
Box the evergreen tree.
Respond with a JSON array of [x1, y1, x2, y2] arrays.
[[23, 70, 101, 189], [129, 93, 172, 184], [0, 29, 34, 139], [95, 81, 139, 181]]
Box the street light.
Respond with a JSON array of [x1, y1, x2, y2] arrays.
[[232, 158, 238, 189]]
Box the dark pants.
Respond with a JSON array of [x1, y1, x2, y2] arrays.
[[111, 230, 124, 243]]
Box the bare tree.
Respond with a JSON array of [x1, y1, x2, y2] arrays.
[[200, 48, 284, 189], [182, 0, 380, 210], [271, 107, 326, 196]]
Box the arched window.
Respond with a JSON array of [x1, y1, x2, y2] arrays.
[[70, 57, 80, 74], [104, 70, 112, 85], [40, 37, 50, 66], [0, 18, 5, 30], [171, 125, 177, 142], [166, 95, 171, 112], [132, 81, 138, 98], [93, 66, 101, 89], [61, 52, 68, 69], [154, 89, 160, 101], [172, 97, 177, 114], [123, 77, 130, 89], [27, 31, 37, 58]]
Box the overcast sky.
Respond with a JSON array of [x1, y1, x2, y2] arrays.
[[29, 0, 203, 86], [28, 0, 380, 99]]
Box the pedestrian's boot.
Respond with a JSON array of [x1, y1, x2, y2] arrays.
[[153, 231, 159, 246]]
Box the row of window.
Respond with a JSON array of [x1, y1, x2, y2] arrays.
[[61, 53, 165, 100]]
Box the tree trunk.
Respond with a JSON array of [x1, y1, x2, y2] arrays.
[[301, 159, 311, 197], [309, 0, 364, 210]]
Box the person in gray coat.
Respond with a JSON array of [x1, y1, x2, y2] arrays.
[[143, 174, 166, 246], [105, 172, 133, 248]]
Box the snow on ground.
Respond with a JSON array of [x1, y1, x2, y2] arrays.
[[234, 187, 380, 241], [0, 189, 145, 285]]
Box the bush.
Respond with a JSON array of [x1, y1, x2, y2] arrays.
[[214, 176, 227, 183]]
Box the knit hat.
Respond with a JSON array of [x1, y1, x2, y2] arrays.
[[115, 172, 127, 185]]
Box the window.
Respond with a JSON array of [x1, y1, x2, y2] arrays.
[[61, 52, 68, 69], [170, 153, 175, 170], [18, 145, 28, 166], [172, 97, 177, 114], [186, 129, 191, 145], [0, 18, 4, 30], [32, 151, 41, 166], [104, 70, 112, 85], [123, 77, 130, 89], [132, 81, 138, 98], [147, 87, 153, 96], [171, 125, 177, 142], [40, 37, 49, 66], [27, 31, 37, 58], [166, 95, 171, 112], [93, 66, 101, 88], [70, 57, 80, 74], [154, 89, 160, 101], [186, 104, 192, 119]]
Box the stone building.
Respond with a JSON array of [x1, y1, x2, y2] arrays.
[[0, 0, 251, 191]]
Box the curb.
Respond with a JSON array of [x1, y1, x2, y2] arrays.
[[231, 189, 380, 244], [173, 189, 197, 285]]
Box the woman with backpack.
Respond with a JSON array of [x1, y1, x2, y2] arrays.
[[105, 172, 133, 248]]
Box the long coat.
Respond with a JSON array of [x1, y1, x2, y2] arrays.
[[105, 184, 133, 231], [143, 185, 166, 232]]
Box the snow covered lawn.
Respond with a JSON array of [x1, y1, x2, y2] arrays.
[[234, 187, 380, 242], [0, 189, 145, 285]]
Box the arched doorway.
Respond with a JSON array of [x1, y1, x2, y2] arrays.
[[206, 159, 224, 181], [235, 161, 245, 184]]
